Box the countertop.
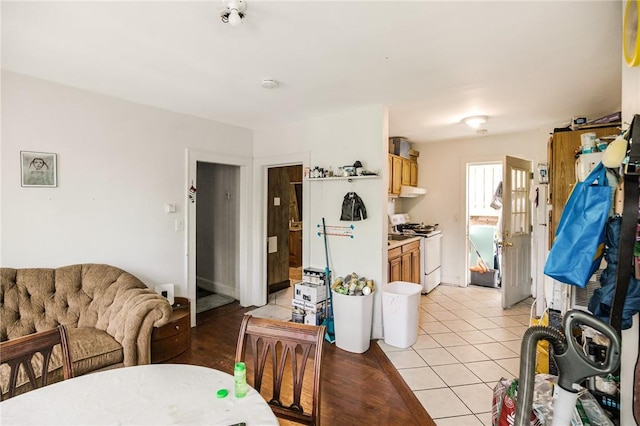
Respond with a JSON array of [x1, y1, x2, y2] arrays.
[[387, 235, 421, 249]]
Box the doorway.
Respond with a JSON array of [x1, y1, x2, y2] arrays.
[[465, 157, 533, 309], [266, 164, 303, 295], [466, 162, 503, 289], [195, 161, 240, 314]]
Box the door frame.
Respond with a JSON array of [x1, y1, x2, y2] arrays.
[[186, 148, 252, 327], [253, 152, 310, 305], [461, 155, 503, 288]]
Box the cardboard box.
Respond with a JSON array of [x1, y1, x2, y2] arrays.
[[291, 298, 306, 310], [389, 137, 411, 159], [294, 282, 327, 303], [291, 299, 326, 325], [304, 300, 326, 314], [303, 267, 328, 286], [303, 301, 326, 326]]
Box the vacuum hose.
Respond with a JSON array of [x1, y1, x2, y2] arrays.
[[514, 326, 567, 426]]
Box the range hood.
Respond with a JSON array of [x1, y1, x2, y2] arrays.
[[399, 185, 427, 198]]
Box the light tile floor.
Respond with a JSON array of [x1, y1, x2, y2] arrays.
[[269, 283, 532, 425], [378, 284, 533, 425]]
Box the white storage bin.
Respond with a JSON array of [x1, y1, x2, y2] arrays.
[[332, 290, 374, 353], [382, 281, 422, 348]]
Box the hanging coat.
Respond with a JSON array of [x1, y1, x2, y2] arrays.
[[340, 192, 367, 221], [588, 216, 640, 329]]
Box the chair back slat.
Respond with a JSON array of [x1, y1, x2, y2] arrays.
[[236, 315, 325, 425], [0, 325, 74, 400]]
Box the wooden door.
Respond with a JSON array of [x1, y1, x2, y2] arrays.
[[267, 167, 291, 293]]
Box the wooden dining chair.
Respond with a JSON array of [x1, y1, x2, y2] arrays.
[[235, 315, 326, 426], [0, 324, 74, 400]]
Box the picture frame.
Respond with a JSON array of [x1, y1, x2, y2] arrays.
[[21, 151, 57, 187]]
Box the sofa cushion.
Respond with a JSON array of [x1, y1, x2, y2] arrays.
[[0, 327, 123, 398], [68, 327, 123, 376]]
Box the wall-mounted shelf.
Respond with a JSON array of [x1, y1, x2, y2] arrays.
[[305, 175, 380, 182]]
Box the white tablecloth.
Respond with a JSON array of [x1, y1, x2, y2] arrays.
[[0, 364, 279, 425]]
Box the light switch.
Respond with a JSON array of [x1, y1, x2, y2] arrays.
[[175, 218, 184, 232], [165, 203, 176, 214], [274, 197, 280, 206], [268, 236, 277, 253]]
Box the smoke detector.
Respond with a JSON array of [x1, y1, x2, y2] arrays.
[[261, 78, 278, 89]]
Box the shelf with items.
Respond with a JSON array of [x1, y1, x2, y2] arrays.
[[305, 175, 380, 182]]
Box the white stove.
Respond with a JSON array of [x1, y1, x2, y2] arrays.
[[389, 214, 443, 293]]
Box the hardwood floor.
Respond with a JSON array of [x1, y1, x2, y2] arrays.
[[167, 301, 435, 425]]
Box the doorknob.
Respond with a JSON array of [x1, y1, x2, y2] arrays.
[[497, 241, 513, 248]]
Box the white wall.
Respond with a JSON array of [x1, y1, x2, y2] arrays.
[[408, 129, 548, 286], [253, 105, 389, 338], [621, 59, 640, 126], [0, 71, 253, 298]]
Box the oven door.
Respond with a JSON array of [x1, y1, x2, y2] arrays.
[[424, 234, 442, 274]]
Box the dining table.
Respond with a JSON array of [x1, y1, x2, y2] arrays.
[[0, 364, 279, 425]]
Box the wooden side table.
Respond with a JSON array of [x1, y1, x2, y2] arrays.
[[151, 297, 191, 363]]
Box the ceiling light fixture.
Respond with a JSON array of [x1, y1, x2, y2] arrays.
[[220, 0, 246, 26], [261, 78, 278, 89], [462, 115, 488, 129]]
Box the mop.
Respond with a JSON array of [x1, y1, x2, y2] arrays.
[[320, 218, 335, 343], [468, 237, 490, 273]]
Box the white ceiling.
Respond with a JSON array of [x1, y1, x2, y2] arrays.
[[1, 1, 623, 143]]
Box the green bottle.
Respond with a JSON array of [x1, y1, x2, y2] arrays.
[[234, 362, 247, 398]]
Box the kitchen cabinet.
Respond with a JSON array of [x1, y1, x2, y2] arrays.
[[387, 239, 421, 284], [388, 247, 402, 282], [410, 161, 418, 186], [401, 158, 411, 186], [388, 154, 419, 195], [391, 155, 402, 195], [388, 156, 393, 194], [548, 126, 619, 248]]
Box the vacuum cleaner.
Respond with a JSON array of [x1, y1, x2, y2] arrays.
[[514, 310, 621, 426]]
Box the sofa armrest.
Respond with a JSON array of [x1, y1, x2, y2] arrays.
[[104, 288, 173, 366]]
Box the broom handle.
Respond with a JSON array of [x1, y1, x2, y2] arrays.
[[322, 218, 332, 316]]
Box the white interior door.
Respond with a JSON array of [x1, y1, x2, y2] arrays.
[[500, 155, 533, 308]]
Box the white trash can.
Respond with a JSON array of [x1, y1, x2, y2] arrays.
[[331, 290, 374, 353], [383, 281, 422, 348]]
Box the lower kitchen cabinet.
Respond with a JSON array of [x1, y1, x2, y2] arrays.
[[388, 247, 402, 282], [388, 240, 421, 284]]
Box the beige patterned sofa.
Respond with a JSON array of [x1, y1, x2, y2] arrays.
[[0, 264, 173, 396]]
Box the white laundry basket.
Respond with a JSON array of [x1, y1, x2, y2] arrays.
[[383, 281, 422, 348], [332, 290, 374, 353]]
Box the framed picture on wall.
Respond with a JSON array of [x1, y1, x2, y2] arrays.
[[21, 151, 57, 187]]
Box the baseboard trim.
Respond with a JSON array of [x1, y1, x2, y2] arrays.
[[369, 340, 437, 426]]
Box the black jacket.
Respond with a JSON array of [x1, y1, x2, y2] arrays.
[[340, 192, 367, 221]]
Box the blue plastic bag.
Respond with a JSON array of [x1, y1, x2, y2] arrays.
[[544, 162, 610, 287]]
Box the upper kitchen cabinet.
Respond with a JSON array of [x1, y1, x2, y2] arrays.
[[548, 125, 620, 248], [388, 137, 420, 196]]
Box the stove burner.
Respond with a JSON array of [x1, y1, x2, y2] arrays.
[[395, 223, 439, 234]]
